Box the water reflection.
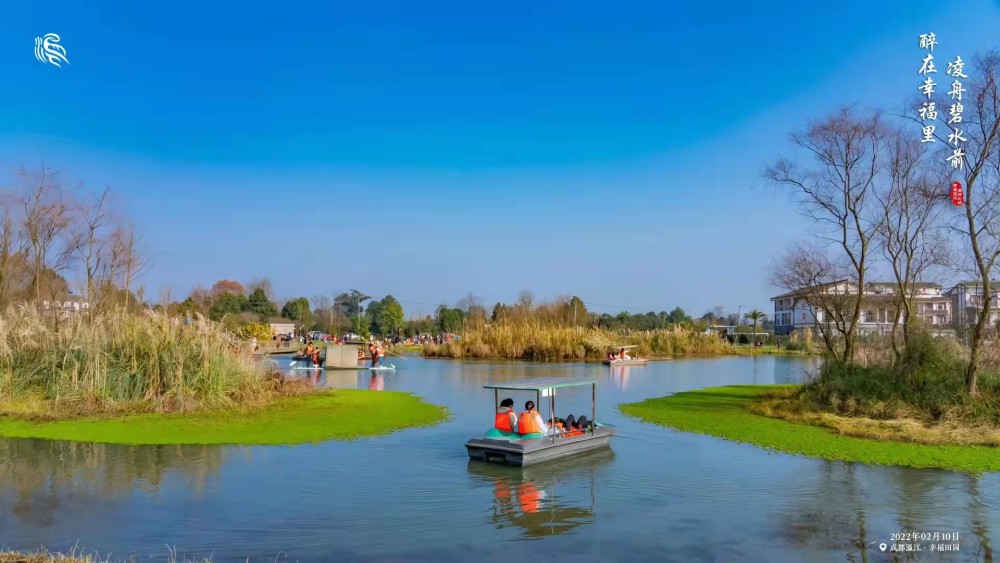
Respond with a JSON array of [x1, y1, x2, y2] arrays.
[[609, 366, 631, 390], [368, 373, 385, 391], [467, 448, 614, 539], [0, 439, 230, 529], [774, 461, 995, 561]]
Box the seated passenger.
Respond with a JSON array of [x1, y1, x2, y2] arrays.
[[518, 400, 549, 435], [495, 398, 518, 433], [564, 414, 578, 430]]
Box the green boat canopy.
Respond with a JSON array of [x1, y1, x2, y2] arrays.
[[483, 377, 598, 391]]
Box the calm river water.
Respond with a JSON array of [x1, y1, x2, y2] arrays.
[[0, 356, 996, 562]]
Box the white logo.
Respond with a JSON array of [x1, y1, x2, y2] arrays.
[[35, 33, 69, 68]]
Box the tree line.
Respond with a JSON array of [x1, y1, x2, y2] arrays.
[[767, 50, 1000, 395], [166, 283, 765, 339]]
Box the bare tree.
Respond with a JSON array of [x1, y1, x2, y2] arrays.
[[873, 129, 948, 363], [108, 222, 151, 308], [19, 167, 75, 306], [0, 191, 24, 308], [918, 52, 1000, 394], [771, 244, 859, 361], [766, 107, 886, 364], [71, 186, 113, 304]]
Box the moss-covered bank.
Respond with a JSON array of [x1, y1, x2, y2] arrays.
[[0, 389, 447, 445], [619, 385, 1000, 474]]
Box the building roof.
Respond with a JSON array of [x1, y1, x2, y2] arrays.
[[267, 317, 296, 325], [773, 280, 943, 300]]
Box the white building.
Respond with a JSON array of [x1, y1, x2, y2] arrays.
[[947, 281, 1000, 329], [771, 281, 952, 336]]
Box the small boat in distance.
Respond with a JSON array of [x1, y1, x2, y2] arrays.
[[466, 377, 615, 466], [602, 345, 648, 366]]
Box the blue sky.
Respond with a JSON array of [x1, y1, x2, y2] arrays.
[[2, 1, 1000, 317]]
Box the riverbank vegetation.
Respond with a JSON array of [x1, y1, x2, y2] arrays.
[[757, 332, 1000, 446], [0, 168, 446, 442], [620, 385, 1000, 473]]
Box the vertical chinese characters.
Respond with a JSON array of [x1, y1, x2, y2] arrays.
[[918, 33, 937, 144], [946, 54, 968, 170]]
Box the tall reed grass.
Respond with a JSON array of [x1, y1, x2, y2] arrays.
[[0, 306, 274, 417], [422, 320, 734, 360]]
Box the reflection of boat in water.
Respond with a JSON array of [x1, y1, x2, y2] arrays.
[[466, 377, 615, 466], [368, 374, 385, 391], [467, 448, 613, 538], [609, 365, 630, 389], [602, 345, 648, 366]]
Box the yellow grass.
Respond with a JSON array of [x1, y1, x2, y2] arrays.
[[751, 388, 1000, 446], [422, 320, 734, 360]]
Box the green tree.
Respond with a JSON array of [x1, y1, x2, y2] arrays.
[[568, 296, 588, 326], [244, 287, 277, 320], [281, 297, 312, 326], [380, 295, 405, 335], [437, 306, 464, 333], [744, 309, 766, 335], [366, 299, 385, 334], [667, 307, 691, 324], [209, 292, 247, 321]]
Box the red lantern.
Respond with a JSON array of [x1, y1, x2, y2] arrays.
[[951, 181, 964, 206]]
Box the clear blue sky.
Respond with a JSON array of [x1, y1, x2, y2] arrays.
[[2, 1, 1000, 317]]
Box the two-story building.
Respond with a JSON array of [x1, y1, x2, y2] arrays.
[[947, 281, 1000, 329], [771, 281, 952, 336]]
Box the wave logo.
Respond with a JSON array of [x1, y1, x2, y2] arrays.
[[35, 33, 69, 68]]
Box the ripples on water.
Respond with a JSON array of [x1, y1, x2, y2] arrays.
[[0, 356, 996, 562]]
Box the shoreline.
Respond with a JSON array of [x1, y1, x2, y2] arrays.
[[619, 385, 1000, 473], [0, 389, 447, 446]]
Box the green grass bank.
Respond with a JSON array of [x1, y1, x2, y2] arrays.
[[619, 385, 1000, 473], [0, 389, 447, 445]]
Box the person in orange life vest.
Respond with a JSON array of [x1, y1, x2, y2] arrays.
[[619, 348, 626, 359], [518, 400, 549, 435], [495, 398, 518, 433]]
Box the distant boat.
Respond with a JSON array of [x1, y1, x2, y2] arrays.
[[602, 345, 648, 366]]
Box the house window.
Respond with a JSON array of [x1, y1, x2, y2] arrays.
[[863, 311, 874, 323]]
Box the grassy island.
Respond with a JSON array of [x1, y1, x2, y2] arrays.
[[0, 307, 445, 445], [0, 389, 446, 445], [620, 385, 1000, 473]]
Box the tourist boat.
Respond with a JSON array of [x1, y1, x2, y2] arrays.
[[601, 345, 648, 366], [465, 377, 615, 466]]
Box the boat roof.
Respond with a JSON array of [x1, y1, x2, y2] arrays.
[[483, 376, 598, 391]]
